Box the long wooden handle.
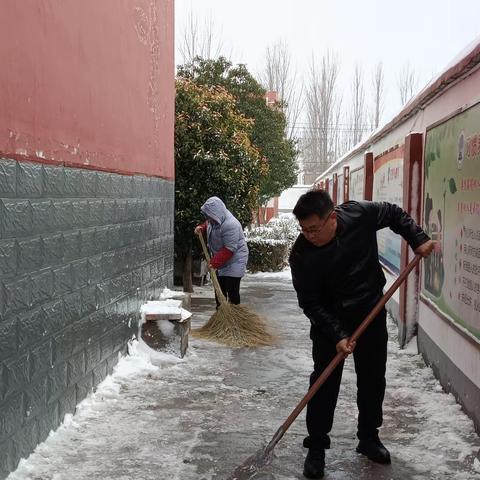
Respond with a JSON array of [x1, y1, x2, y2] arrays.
[[265, 253, 423, 452], [197, 232, 227, 305]]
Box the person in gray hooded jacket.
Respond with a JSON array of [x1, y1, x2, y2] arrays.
[[195, 196, 249, 306]]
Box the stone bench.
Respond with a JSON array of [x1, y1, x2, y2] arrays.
[[140, 294, 191, 358]]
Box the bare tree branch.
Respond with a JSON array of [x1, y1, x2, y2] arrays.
[[302, 50, 341, 182], [178, 10, 224, 65], [349, 64, 366, 147], [259, 40, 304, 141], [370, 61, 385, 129], [398, 63, 418, 106]]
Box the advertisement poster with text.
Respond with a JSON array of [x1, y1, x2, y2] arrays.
[[422, 103, 480, 340], [350, 167, 364, 201], [373, 148, 404, 275], [337, 174, 344, 204]]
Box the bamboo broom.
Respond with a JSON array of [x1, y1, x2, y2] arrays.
[[192, 232, 275, 347]]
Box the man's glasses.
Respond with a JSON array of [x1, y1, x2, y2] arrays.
[[297, 210, 334, 235]]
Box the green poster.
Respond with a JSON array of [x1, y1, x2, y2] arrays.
[[423, 102, 480, 340]]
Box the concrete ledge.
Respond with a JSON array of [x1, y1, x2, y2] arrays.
[[418, 325, 480, 434]]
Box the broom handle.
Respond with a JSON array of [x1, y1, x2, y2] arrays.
[[197, 232, 228, 305], [265, 253, 423, 452]]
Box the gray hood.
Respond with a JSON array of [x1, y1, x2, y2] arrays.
[[201, 196, 228, 224]]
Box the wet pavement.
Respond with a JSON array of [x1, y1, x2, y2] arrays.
[[7, 271, 480, 480]]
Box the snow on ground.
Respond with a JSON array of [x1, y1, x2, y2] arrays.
[[7, 271, 480, 480], [249, 267, 293, 282], [384, 324, 479, 480]]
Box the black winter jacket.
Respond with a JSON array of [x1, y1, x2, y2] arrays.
[[289, 201, 430, 345]]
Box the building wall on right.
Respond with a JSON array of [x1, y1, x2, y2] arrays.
[[371, 69, 480, 433]]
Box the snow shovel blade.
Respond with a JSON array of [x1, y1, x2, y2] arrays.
[[225, 443, 275, 480]]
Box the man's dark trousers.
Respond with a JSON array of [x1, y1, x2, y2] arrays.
[[305, 307, 388, 449]]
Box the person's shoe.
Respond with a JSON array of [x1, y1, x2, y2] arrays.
[[303, 448, 325, 479], [356, 437, 391, 464]]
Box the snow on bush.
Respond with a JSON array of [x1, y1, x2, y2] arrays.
[[245, 215, 298, 272], [246, 214, 298, 244]]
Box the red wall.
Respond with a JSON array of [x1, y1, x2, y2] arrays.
[[0, 0, 174, 179]]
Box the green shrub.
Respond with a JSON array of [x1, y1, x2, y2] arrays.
[[245, 215, 298, 272], [246, 237, 290, 273]]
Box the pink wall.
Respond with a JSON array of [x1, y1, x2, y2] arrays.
[[0, 0, 174, 179]]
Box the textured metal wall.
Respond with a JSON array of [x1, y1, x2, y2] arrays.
[[0, 159, 174, 477]]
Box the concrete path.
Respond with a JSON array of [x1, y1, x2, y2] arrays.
[[7, 271, 480, 480]]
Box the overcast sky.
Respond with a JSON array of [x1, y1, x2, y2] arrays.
[[175, 0, 480, 126]]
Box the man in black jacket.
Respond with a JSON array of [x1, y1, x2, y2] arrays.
[[289, 190, 434, 479]]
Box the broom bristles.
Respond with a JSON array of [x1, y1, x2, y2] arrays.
[[192, 303, 276, 348]]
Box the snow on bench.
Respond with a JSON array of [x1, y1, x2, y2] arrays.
[[139, 289, 192, 358]]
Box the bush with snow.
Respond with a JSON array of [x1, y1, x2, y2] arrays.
[[245, 215, 298, 272]]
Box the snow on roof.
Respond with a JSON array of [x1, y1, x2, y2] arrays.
[[314, 36, 480, 183], [278, 185, 310, 211]]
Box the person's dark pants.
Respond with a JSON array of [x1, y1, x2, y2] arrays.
[[305, 307, 388, 449], [215, 275, 241, 306]]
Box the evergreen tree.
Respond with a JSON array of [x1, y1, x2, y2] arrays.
[[175, 79, 265, 290], [178, 57, 298, 219]]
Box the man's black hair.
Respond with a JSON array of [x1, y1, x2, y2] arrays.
[[292, 189, 334, 220]]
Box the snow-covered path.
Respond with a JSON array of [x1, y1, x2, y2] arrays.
[[7, 271, 480, 480]]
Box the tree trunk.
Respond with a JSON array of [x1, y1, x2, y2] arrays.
[[261, 202, 269, 224], [182, 249, 194, 293], [255, 208, 262, 226]]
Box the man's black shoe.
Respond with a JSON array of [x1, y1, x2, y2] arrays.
[[356, 437, 391, 464], [303, 448, 325, 479]]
